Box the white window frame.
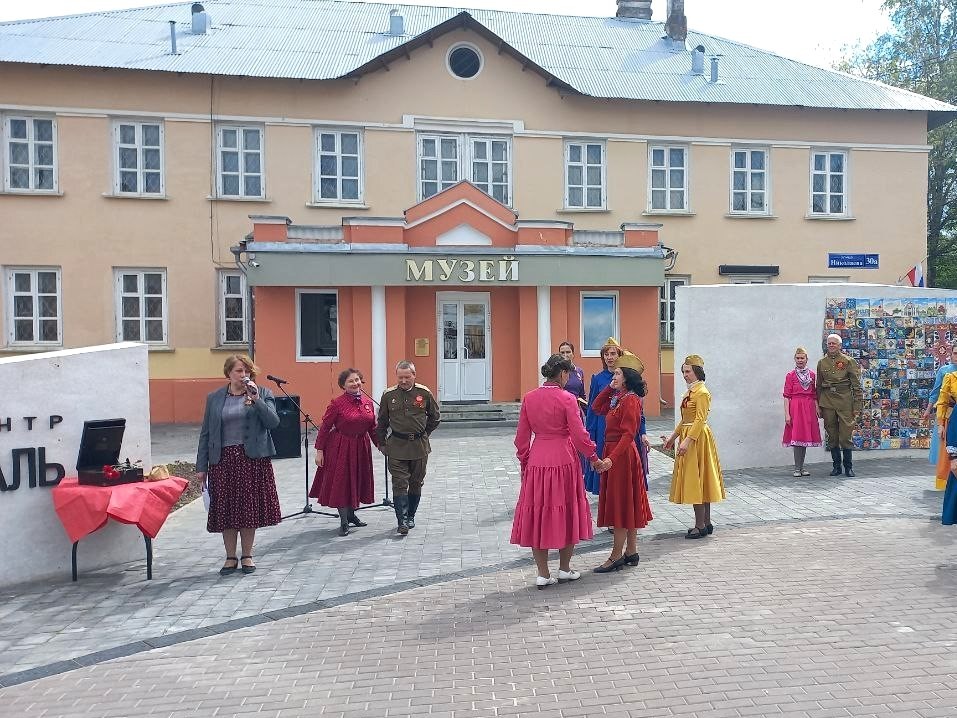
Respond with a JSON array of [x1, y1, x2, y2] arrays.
[[659, 276, 690, 345], [218, 270, 249, 346], [810, 149, 849, 216], [216, 125, 264, 199], [469, 136, 511, 205], [2, 115, 58, 193], [729, 147, 770, 215], [313, 129, 363, 204], [564, 140, 606, 210], [4, 267, 62, 346], [579, 290, 619, 358], [416, 133, 513, 205], [296, 289, 340, 362], [114, 269, 168, 345], [112, 120, 165, 196], [648, 144, 689, 212]]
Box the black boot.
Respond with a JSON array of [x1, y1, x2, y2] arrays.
[[394, 495, 409, 535], [406, 493, 421, 529], [842, 448, 855, 477], [347, 508, 367, 527], [829, 448, 842, 476], [337, 508, 350, 536]]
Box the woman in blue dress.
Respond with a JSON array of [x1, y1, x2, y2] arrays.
[[583, 337, 621, 494], [942, 381, 957, 525], [558, 341, 587, 417]]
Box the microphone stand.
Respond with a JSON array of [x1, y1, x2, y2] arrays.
[[272, 380, 337, 521], [359, 387, 395, 510]]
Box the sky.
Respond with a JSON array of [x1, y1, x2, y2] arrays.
[[0, 0, 894, 70]]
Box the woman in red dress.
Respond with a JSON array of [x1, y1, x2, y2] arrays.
[[590, 350, 653, 573], [308, 368, 378, 536]]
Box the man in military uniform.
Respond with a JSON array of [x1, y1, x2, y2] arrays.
[[377, 360, 441, 534], [817, 333, 863, 477]]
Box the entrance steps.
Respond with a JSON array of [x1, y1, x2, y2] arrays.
[[441, 402, 521, 427]]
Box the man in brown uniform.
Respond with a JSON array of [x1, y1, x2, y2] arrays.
[[377, 360, 441, 534], [816, 333, 864, 477]]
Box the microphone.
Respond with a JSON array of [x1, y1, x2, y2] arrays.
[[267, 374, 289, 385]]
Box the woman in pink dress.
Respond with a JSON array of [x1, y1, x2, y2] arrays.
[[782, 347, 822, 476], [308, 368, 378, 536], [512, 354, 605, 589]]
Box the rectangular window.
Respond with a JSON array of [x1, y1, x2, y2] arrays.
[[730, 148, 768, 214], [659, 276, 689, 345], [297, 290, 339, 361], [580, 292, 618, 357], [217, 126, 263, 198], [649, 145, 687, 211], [219, 270, 248, 345], [419, 134, 462, 200], [315, 130, 361, 202], [114, 121, 164, 195], [3, 116, 56, 192], [5, 267, 61, 345], [811, 150, 847, 215], [728, 276, 771, 284], [565, 141, 605, 209], [470, 137, 510, 205], [115, 269, 167, 344]]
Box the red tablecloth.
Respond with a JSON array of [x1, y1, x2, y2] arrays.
[[52, 476, 189, 543]]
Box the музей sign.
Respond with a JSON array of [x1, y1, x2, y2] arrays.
[[0, 415, 66, 491]]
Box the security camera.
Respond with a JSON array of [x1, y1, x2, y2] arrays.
[[249, 260, 261, 268]]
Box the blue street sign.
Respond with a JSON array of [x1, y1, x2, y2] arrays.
[[827, 253, 879, 269]]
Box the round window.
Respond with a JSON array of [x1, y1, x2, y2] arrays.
[[447, 45, 482, 79]]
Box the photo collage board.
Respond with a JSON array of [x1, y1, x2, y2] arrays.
[[823, 297, 955, 451]]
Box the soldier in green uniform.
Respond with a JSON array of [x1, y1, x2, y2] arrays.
[[816, 333, 863, 477], [377, 360, 441, 535]]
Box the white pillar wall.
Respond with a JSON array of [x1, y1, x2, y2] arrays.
[[371, 285, 387, 400], [0, 343, 151, 588], [537, 285, 551, 373], [673, 283, 957, 471]]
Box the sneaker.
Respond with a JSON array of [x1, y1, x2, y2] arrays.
[[557, 569, 581, 582]]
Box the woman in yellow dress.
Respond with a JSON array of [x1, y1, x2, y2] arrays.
[[662, 354, 725, 539]]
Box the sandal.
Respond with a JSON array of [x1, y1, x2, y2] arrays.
[[240, 555, 257, 574], [685, 527, 708, 540], [219, 557, 238, 575]]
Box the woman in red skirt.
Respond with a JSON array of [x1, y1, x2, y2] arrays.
[[309, 368, 378, 536], [196, 355, 282, 575], [590, 350, 653, 573]]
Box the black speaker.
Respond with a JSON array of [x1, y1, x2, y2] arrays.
[[271, 395, 302, 459]]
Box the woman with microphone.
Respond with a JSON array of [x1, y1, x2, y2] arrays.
[[196, 354, 282, 575], [309, 368, 379, 536]]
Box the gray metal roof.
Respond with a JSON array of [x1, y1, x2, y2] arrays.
[[2, 0, 954, 120]]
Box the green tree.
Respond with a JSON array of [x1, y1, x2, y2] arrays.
[[840, 0, 957, 287]]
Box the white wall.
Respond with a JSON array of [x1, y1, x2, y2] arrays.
[[673, 284, 957, 471], [0, 343, 151, 587]]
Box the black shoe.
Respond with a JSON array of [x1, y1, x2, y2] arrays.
[[406, 515, 415, 529], [685, 527, 708, 539], [829, 448, 842, 476], [394, 495, 409, 535], [406, 494, 421, 529], [842, 449, 855, 477], [593, 555, 629, 573], [347, 509, 367, 527], [219, 557, 238, 575], [624, 553, 640, 566], [240, 556, 256, 574], [337, 508, 351, 536], [706, 523, 714, 535]]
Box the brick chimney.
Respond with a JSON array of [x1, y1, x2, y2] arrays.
[[616, 1, 652, 20], [665, 0, 687, 42], [249, 214, 291, 242]]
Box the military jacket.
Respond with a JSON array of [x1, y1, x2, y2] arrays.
[[816, 352, 863, 412], [376, 383, 441, 459]]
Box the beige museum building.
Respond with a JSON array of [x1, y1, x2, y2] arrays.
[[0, 0, 953, 421]]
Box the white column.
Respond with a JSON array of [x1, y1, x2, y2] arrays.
[[371, 286, 387, 400], [537, 285, 551, 371]]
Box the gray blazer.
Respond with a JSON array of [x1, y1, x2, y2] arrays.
[[195, 385, 281, 473]]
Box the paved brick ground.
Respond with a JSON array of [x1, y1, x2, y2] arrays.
[[0, 421, 946, 687], [2, 516, 956, 717]]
